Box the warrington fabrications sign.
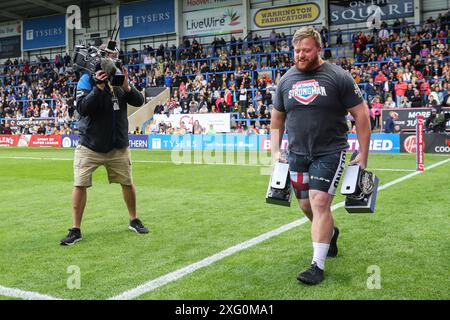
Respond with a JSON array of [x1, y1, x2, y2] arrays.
[[252, 3, 321, 29]]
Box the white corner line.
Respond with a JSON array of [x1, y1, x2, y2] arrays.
[[108, 157, 450, 300], [0, 285, 62, 300]]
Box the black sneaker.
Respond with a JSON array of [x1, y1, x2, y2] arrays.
[[297, 262, 325, 285], [327, 227, 340, 258], [128, 218, 149, 234], [60, 228, 82, 246]]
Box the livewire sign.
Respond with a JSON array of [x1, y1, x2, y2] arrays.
[[119, 0, 175, 39], [23, 15, 66, 50], [329, 0, 414, 26]]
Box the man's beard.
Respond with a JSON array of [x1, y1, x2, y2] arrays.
[[295, 54, 320, 72]]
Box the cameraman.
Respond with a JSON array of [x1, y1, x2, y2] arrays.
[[60, 48, 148, 246], [425, 106, 450, 133]]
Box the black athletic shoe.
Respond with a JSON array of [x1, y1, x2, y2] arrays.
[[297, 262, 325, 285], [128, 218, 149, 234], [60, 228, 82, 246], [327, 227, 340, 258]]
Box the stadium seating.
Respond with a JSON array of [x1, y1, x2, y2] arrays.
[[1, 17, 449, 135]]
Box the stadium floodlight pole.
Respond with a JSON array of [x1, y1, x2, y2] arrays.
[[416, 114, 425, 171]]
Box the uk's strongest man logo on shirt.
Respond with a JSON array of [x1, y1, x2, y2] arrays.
[[288, 80, 327, 105]]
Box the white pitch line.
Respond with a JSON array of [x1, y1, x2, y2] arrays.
[[0, 285, 61, 300], [0, 156, 434, 171], [108, 158, 450, 300], [371, 168, 416, 172]]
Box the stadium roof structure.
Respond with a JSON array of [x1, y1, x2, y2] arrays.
[[0, 0, 134, 24]]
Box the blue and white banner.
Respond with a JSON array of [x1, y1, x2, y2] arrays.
[[119, 0, 175, 39], [348, 133, 400, 153], [148, 134, 259, 151], [61, 135, 80, 148], [129, 135, 149, 149], [260, 134, 400, 153], [58, 133, 400, 153], [329, 0, 414, 26], [23, 15, 66, 50]]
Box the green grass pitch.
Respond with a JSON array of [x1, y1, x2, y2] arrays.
[[0, 148, 449, 300]]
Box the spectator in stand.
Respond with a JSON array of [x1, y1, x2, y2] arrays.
[[2, 123, 12, 134], [374, 70, 388, 83], [400, 96, 412, 108], [394, 78, 408, 107], [197, 95, 208, 112], [198, 102, 209, 114], [410, 89, 423, 108], [426, 94, 438, 108], [270, 29, 278, 50], [215, 96, 225, 113], [224, 89, 233, 112], [420, 44, 430, 58], [365, 78, 378, 102], [247, 103, 257, 120], [239, 84, 248, 111], [384, 95, 396, 108], [154, 101, 164, 114], [405, 83, 415, 102], [420, 80, 431, 105], [133, 126, 142, 134], [189, 99, 198, 113], [371, 97, 383, 128], [378, 26, 389, 41], [256, 100, 267, 118], [336, 28, 343, 46]]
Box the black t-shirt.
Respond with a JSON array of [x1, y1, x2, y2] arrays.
[[274, 61, 363, 156]]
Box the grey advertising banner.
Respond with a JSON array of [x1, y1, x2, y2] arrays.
[[381, 108, 450, 132], [0, 36, 21, 59], [329, 0, 414, 26]]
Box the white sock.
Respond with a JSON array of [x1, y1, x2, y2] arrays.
[[312, 242, 330, 270]]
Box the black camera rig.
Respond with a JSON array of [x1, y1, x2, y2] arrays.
[[72, 20, 125, 87]]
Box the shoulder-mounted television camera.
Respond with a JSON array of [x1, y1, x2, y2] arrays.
[[72, 21, 125, 87]]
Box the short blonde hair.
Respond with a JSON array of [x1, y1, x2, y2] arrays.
[[292, 26, 322, 48]]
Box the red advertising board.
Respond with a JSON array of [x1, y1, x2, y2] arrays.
[[28, 135, 62, 147], [0, 135, 20, 147]]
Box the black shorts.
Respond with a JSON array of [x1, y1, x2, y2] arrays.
[[288, 150, 346, 199]]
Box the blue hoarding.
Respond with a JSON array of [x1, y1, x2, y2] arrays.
[[61, 135, 80, 148], [119, 0, 175, 39], [129, 135, 149, 149], [347, 133, 400, 153], [59, 133, 400, 153], [23, 15, 66, 50], [148, 134, 259, 151]]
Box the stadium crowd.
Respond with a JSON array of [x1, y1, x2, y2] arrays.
[[0, 10, 449, 135]]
